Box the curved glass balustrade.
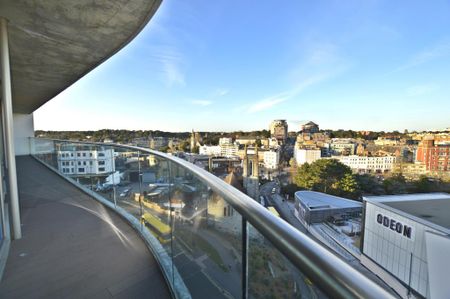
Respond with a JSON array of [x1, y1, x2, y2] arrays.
[[29, 138, 394, 299]]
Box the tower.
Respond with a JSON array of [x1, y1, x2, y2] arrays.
[[243, 145, 259, 199], [190, 129, 195, 151], [243, 144, 248, 177], [252, 144, 259, 177]]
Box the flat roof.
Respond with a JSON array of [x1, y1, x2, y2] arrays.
[[364, 193, 450, 231], [295, 191, 362, 210]]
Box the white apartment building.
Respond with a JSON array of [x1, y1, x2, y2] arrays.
[[374, 137, 401, 146], [335, 155, 397, 174], [200, 139, 238, 157], [294, 148, 321, 166], [235, 137, 257, 146], [220, 143, 239, 157], [268, 137, 280, 148], [219, 137, 233, 145], [57, 147, 115, 176], [330, 138, 356, 155], [263, 150, 280, 169], [199, 145, 221, 156]]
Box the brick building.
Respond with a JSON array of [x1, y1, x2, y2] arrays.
[[416, 139, 449, 172]]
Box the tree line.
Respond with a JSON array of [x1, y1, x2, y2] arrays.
[[283, 159, 449, 201]]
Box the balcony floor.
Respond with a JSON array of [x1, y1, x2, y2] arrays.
[[0, 156, 171, 298]]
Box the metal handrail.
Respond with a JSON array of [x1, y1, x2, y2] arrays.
[[32, 138, 395, 299]]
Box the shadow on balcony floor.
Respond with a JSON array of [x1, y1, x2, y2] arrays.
[[0, 156, 171, 298]]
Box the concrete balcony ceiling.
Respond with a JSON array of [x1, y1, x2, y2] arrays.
[[0, 0, 161, 114]]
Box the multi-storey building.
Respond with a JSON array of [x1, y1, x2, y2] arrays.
[[235, 137, 257, 146], [57, 146, 115, 176], [335, 154, 397, 174], [374, 137, 402, 146], [330, 138, 357, 155], [416, 139, 449, 172], [263, 150, 280, 170], [362, 193, 450, 298], [269, 119, 288, 143], [220, 140, 239, 157], [219, 137, 233, 145], [294, 147, 322, 166], [299, 121, 319, 133], [149, 136, 169, 150], [199, 145, 221, 156]]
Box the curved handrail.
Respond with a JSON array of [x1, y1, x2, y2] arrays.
[[33, 138, 395, 299]]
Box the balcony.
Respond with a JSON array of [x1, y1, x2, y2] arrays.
[[0, 138, 397, 299], [0, 156, 171, 298], [0, 2, 388, 297]]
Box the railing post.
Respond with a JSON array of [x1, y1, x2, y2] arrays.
[[0, 17, 21, 239], [111, 146, 117, 208], [242, 218, 248, 299]]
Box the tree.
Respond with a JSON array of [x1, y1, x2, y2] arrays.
[[178, 141, 190, 152], [159, 146, 170, 153], [293, 159, 361, 199], [355, 174, 384, 195], [414, 175, 433, 193], [281, 183, 302, 199], [336, 173, 361, 199], [192, 145, 200, 154], [255, 139, 262, 147], [294, 163, 315, 189], [383, 174, 407, 194]]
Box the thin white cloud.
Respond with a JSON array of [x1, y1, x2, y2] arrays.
[[192, 100, 212, 106], [306, 42, 339, 65], [187, 88, 229, 107], [406, 84, 439, 97], [214, 88, 229, 97], [394, 41, 450, 72], [149, 46, 186, 87], [245, 72, 335, 113], [248, 95, 288, 113]]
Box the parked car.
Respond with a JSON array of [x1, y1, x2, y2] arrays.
[[119, 188, 131, 197]]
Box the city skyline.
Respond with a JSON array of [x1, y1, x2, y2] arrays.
[[34, 0, 450, 132]]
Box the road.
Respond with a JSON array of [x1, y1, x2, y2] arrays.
[[259, 181, 327, 299], [259, 180, 307, 234]]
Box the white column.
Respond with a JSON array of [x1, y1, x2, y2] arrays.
[[0, 17, 21, 239]]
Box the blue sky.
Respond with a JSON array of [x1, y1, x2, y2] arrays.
[[34, 0, 450, 132]]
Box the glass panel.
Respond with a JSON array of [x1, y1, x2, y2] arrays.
[[28, 138, 349, 299], [248, 223, 328, 299], [111, 147, 142, 217], [169, 160, 243, 298], [139, 151, 172, 255]]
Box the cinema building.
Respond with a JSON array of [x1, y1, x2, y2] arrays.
[[361, 193, 450, 299]]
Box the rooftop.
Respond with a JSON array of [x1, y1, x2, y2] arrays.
[[364, 193, 450, 231], [295, 191, 362, 211]]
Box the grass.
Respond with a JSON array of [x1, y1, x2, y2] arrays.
[[177, 228, 228, 272]]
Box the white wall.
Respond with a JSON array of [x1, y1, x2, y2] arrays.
[[425, 232, 450, 299], [362, 202, 444, 298], [13, 113, 34, 156], [294, 148, 321, 165]]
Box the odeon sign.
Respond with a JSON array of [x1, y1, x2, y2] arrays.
[[376, 213, 413, 239]]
